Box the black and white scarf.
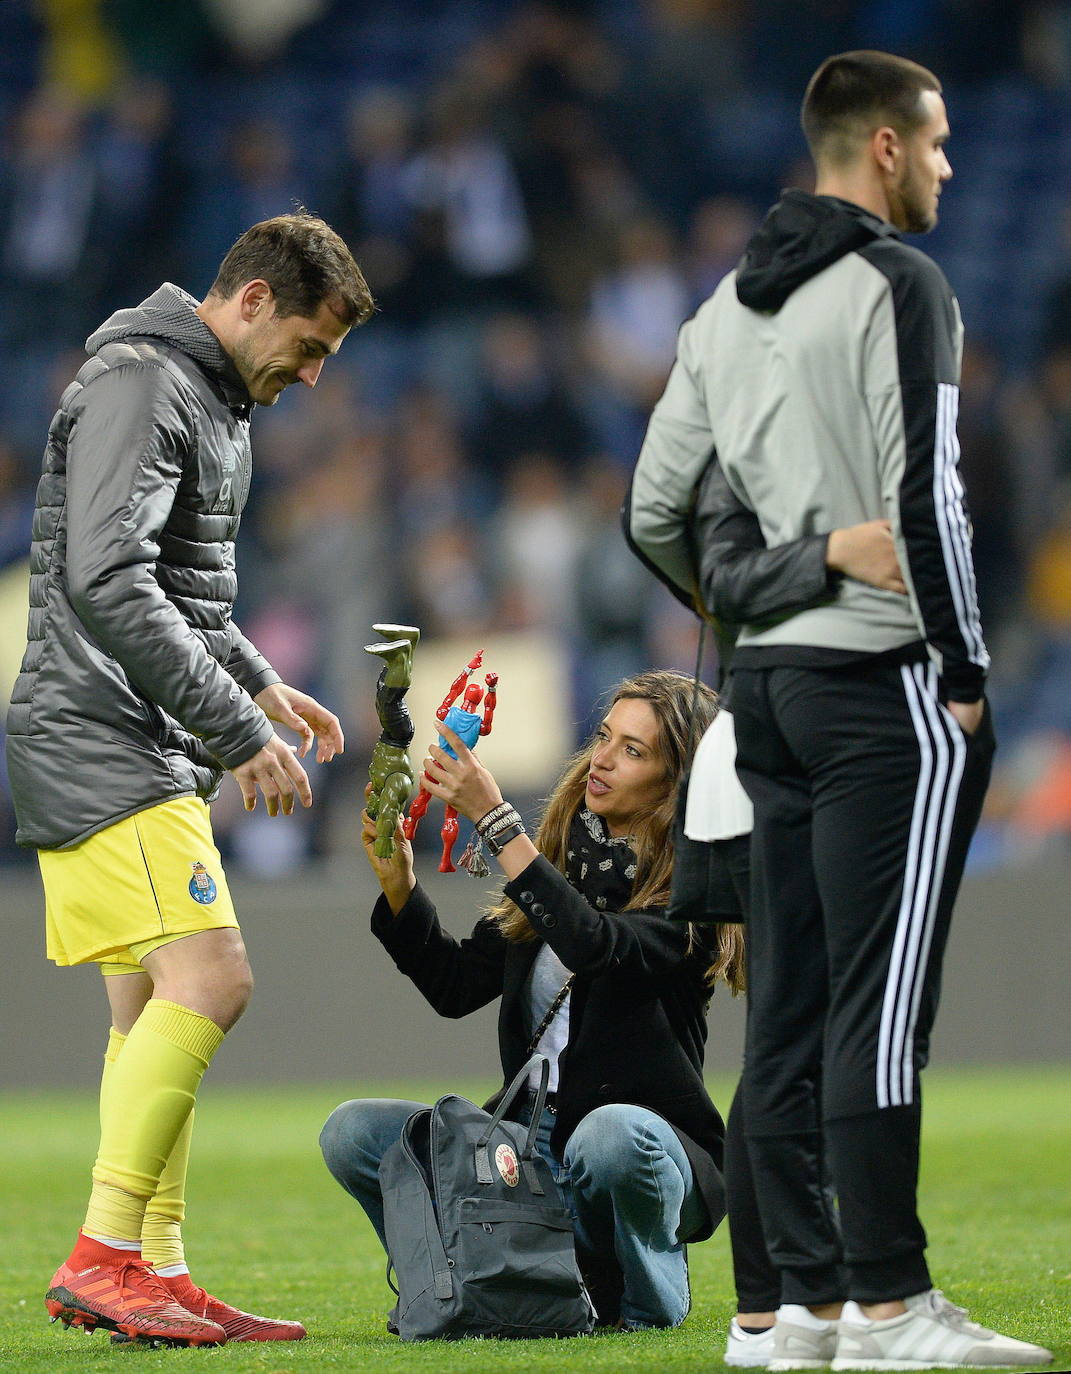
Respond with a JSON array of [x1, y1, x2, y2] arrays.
[[563, 808, 638, 912]]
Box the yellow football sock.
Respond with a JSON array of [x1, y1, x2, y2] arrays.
[[97, 1023, 193, 1267], [84, 1000, 223, 1244], [88, 1025, 129, 1242], [99, 1025, 127, 1127], [141, 1106, 193, 1270]]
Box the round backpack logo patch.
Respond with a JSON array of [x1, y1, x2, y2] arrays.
[[188, 861, 218, 904], [494, 1142, 519, 1187]]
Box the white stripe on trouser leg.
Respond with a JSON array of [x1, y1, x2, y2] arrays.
[[875, 664, 936, 1109], [875, 665, 965, 1108], [888, 664, 952, 1105], [896, 665, 967, 1103]]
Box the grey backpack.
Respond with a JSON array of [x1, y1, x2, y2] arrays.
[[378, 1056, 596, 1340]]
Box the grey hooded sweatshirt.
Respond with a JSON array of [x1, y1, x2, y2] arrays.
[[6, 284, 280, 849], [626, 190, 988, 702]]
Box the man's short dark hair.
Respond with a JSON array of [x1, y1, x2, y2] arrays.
[[207, 211, 374, 328], [801, 51, 942, 165]]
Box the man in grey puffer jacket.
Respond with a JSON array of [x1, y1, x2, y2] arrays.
[[7, 213, 373, 1348]]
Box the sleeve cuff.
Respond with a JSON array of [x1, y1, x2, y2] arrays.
[[242, 666, 282, 697], [370, 882, 436, 944], [214, 712, 275, 770]]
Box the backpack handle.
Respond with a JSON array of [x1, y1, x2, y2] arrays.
[[474, 1055, 549, 1192]]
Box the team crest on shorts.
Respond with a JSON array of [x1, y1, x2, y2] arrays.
[[494, 1142, 519, 1187], [188, 861, 218, 904]]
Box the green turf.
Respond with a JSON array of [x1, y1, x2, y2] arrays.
[[2, 1070, 1067, 1373]]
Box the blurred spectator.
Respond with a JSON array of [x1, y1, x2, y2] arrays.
[[391, 384, 493, 543], [0, 87, 107, 347], [179, 117, 308, 293], [226, 426, 393, 866], [199, 0, 328, 66], [955, 341, 1021, 637], [982, 482, 1071, 859], [0, 439, 33, 569], [1038, 206, 1071, 360], [0, 5, 44, 115], [492, 453, 583, 635], [1023, 485, 1071, 732], [407, 518, 495, 641], [321, 86, 419, 320], [527, 121, 646, 313], [104, 0, 215, 80], [94, 77, 188, 308], [491, 3, 633, 303], [583, 214, 690, 457], [250, 371, 367, 504], [38, 0, 123, 103], [643, 0, 748, 111], [1023, 0, 1071, 89], [685, 194, 758, 303], [571, 456, 656, 739], [403, 80, 537, 312], [469, 312, 593, 492], [606, 0, 745, 226]]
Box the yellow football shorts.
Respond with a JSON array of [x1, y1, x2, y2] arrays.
[[38, 796, 239, 969]]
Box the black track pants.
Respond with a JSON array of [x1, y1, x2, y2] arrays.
[[730, 658, 994, 1305]]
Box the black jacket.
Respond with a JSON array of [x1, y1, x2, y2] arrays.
[[6, 284, 279, 848], [371, 852, 727, 1243]]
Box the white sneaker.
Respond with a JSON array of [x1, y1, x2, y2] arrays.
[[726, 1317, 777, 1367], [768, 1304, 840, 1370], [832, 1290, 1054, 1369]]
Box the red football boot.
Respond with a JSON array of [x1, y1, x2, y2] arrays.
[[120, 1272, 307, 1342], [45, 1236, 226, 1348]]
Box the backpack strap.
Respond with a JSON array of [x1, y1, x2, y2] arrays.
[[475, 1055, 549, 1193]]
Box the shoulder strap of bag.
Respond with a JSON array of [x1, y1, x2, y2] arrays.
[[474, 1054, 549, 1194], [686, 620, 708, 762]]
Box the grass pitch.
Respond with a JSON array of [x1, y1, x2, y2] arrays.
[[1, 1070, 1067, 1373]]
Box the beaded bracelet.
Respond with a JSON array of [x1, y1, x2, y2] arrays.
[[486, 819, 526, 856], [475, 801, 513, 835], [481, 808, 523, 840]]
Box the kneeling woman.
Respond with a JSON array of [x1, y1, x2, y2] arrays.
[[320, 670, 744, 1330]]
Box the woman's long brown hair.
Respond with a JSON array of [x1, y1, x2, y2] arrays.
[[489, 669, 746, 994]]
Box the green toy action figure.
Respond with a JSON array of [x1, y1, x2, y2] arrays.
[[365, 624, 420, 859]]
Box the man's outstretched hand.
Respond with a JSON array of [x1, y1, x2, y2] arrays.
[[231, 735, 312, 816], [229, 683, 345, 816], [254, 683, 345, 763]]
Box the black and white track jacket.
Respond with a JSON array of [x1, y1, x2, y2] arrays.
[[625, 190, 988, 701]]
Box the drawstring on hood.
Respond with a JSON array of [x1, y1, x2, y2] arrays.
[[735, 190, 897, 313], [86, 283, 252, 412]]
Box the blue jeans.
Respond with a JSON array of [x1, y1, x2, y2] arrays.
[[320, 1095, 703, 1329]]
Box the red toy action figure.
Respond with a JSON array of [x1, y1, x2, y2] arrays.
[[404, 649, 498, 871]]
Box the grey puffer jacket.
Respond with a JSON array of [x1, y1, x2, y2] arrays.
[[6, 284, 280, 849]]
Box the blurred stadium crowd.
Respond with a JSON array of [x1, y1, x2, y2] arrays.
[[4, 0, 1071, 870]]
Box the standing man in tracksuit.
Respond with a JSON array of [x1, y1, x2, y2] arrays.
[[627, 50, 1051, 1370]]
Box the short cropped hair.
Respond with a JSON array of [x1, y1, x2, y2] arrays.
[[207, 211, 374, 327], [801, 50, 942, 166]]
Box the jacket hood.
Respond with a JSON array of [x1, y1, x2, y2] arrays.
[[86, 283, 252, 409], [736, 190, 896, 312]]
